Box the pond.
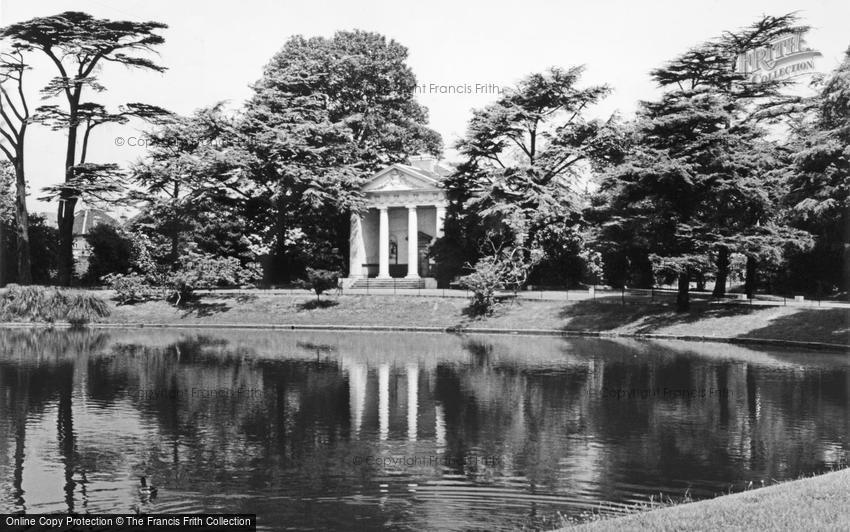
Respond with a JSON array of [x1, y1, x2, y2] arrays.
[[0, 328, 847, 530]]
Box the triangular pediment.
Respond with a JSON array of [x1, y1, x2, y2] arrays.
[[362, 165, 440, 192]]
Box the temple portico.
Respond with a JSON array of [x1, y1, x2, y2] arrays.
[[346, 157, 449, 287]]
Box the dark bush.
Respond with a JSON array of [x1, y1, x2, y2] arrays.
[[1, 215, 58, 285], [85, 224, 134, 285]]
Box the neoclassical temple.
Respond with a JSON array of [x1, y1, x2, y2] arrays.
[[346, 156, 449, 288]]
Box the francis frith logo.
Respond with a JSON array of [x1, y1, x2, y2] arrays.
[[736, 31, 822, 83]]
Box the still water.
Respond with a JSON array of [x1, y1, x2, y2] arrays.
[[0, 329, 847, 530]]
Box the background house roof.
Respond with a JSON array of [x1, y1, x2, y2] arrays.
[[33, 208, 121, 236], [72, 209, 119, 236]]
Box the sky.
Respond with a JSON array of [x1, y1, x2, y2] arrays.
[[1, 0, 849, 213]]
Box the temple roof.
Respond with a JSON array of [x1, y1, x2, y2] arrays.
[[362, 156, 453, 194], [394, 164, 443, 183]]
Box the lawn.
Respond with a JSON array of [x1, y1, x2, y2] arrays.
[[106, 292, 470, 327], [95, 291, 850, 347], [566, 468, 850, 531]]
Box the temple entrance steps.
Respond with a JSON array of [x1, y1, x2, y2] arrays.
[[348, 278, 426, 290]]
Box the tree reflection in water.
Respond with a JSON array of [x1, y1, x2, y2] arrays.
[[0, 329, 109, 514], [0, 329, 847, 530]]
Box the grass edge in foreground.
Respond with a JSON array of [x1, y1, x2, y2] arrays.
[[558, 464, 850, 531]]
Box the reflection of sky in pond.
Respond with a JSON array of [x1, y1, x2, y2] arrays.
[[0, 329, 847, 530]]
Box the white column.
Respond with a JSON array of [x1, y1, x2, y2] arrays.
[[406, 205, 419, 278], [406, 364, 418, 442], [342, 357, 369, 438], [348, 212, 366, 278], [435, 205, 446, 238], [378, 364, 389, 441], [378, 206, 390, 279], [347, 361, 367, 438], [435, 403, 446, 450]]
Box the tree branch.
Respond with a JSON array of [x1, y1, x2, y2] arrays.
[[0, 141, 15, 162], [42, 47, 74, 102]]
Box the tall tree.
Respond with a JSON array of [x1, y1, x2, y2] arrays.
[[241, 30, 441, 282], [1, 11, 168, 285], [786, 47, 850, 297], [0, 49, 32, 283], [594, 76, 782, 310], [433, 66, 614, 286], [593, 14, 813, 309], [647, 14, 813, 298], [130, 105, 259, 267]]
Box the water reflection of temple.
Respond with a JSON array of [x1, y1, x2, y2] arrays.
[[343, 358, 438, 445]]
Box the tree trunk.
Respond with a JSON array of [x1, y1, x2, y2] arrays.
[[13, 158, 31, 285], [57, 101, 80, 286], [712, 245, 729, 298], [260, 253, 273, 287], [676, 270, 690, 312], [695, 271, 706, 291], [744, 256, 757, 299], [841, 242, 850, 301], [0, 221, 5, 287], [169, 226, 180, 265], [271, 196, 290, 284], [169, 182, 180, 264], [57, 196, 78, 286]]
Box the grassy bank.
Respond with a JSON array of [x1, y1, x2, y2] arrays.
[[56, 291, 850, 347], [566, 468, 850, 531]]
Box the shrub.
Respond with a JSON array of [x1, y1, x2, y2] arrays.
[[301, 268, 339, 299], [460, 243, 540, 316], [103, 273, 160, 304], [103, 249, 261, 306], [128, 231, 158, 276], [0, 285, 63, 322], [0, 285, 110, 325], [166, 251, 260, 305], [66, 293, 110, 326], [459, 257, 504, 316]]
